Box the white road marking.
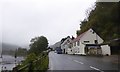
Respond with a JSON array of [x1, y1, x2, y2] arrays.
[[90, 66, 104, 72], [74, 60, 84, 64]]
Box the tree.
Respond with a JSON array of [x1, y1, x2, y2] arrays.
[[29, 36, 48, 55], [76, 2, 120, 41]]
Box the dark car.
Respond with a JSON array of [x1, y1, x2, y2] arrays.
[[57, 50, 62, 54], [56, 47, 62, 54]]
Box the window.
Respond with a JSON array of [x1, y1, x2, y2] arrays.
[[71, 43, 73, 47], [74, 42, 76, 46], [77, 41, 80, 46], [84, 41, 89, 43], [90, 30, 94, 34], [94, 40, 98, 44], [69, 44, 71, 48], [67, 40, 70, 43]]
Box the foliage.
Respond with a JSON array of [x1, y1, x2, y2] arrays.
[[77, 2, 120, 41], [26, 53, 37, 63], [16, 52, 49, 72], [29, 36, 48, 55]]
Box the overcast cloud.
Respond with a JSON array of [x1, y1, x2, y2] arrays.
[[0, 0, 96, 47]]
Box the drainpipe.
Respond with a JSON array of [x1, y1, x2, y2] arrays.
[[95, 32, 99, 55]]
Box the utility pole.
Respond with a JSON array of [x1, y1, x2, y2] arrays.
[[15, 48, 17, 67]]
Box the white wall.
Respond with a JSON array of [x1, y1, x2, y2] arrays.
[[71, 42, 86, 55], [101, 45, 111, 55], [80, 29, 103, 44], [67, 48, 73, 54], [65, 45, 68, 53], [61, 38, 72, 50], [71, 47, 76, 54], [79, 43, 86, 55]]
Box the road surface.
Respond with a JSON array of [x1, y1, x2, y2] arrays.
[[48, 51, 119, 71]]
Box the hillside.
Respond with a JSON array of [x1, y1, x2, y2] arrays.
[[77, 2, 120, 42], [50, 41, 61, 50], [2, 43, 19, 55], [2, 43, 19, 51], [1, 43, 28, 56]]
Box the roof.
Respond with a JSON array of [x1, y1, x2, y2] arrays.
[[61, 37, 72, 45], [71, 30, 87, 43], [86, 44, 101, 46]]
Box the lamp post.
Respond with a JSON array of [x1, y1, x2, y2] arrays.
[[15, 48, 17, 67]]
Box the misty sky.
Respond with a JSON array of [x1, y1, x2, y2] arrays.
[[0, 0, 96, 47]]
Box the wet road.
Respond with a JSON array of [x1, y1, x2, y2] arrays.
[[48, 51, 119, 71]]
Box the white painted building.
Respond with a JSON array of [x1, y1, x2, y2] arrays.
[[71, 28, 110, 55], [101, 45, 111, 55], [61, 37, 72, 54]]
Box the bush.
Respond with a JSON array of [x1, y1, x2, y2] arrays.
[[14, 52, 49, 72]]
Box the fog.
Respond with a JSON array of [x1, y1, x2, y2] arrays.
[[0, 0, 96, 48]]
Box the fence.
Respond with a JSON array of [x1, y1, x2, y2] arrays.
[[12, 52, 49, 72]]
